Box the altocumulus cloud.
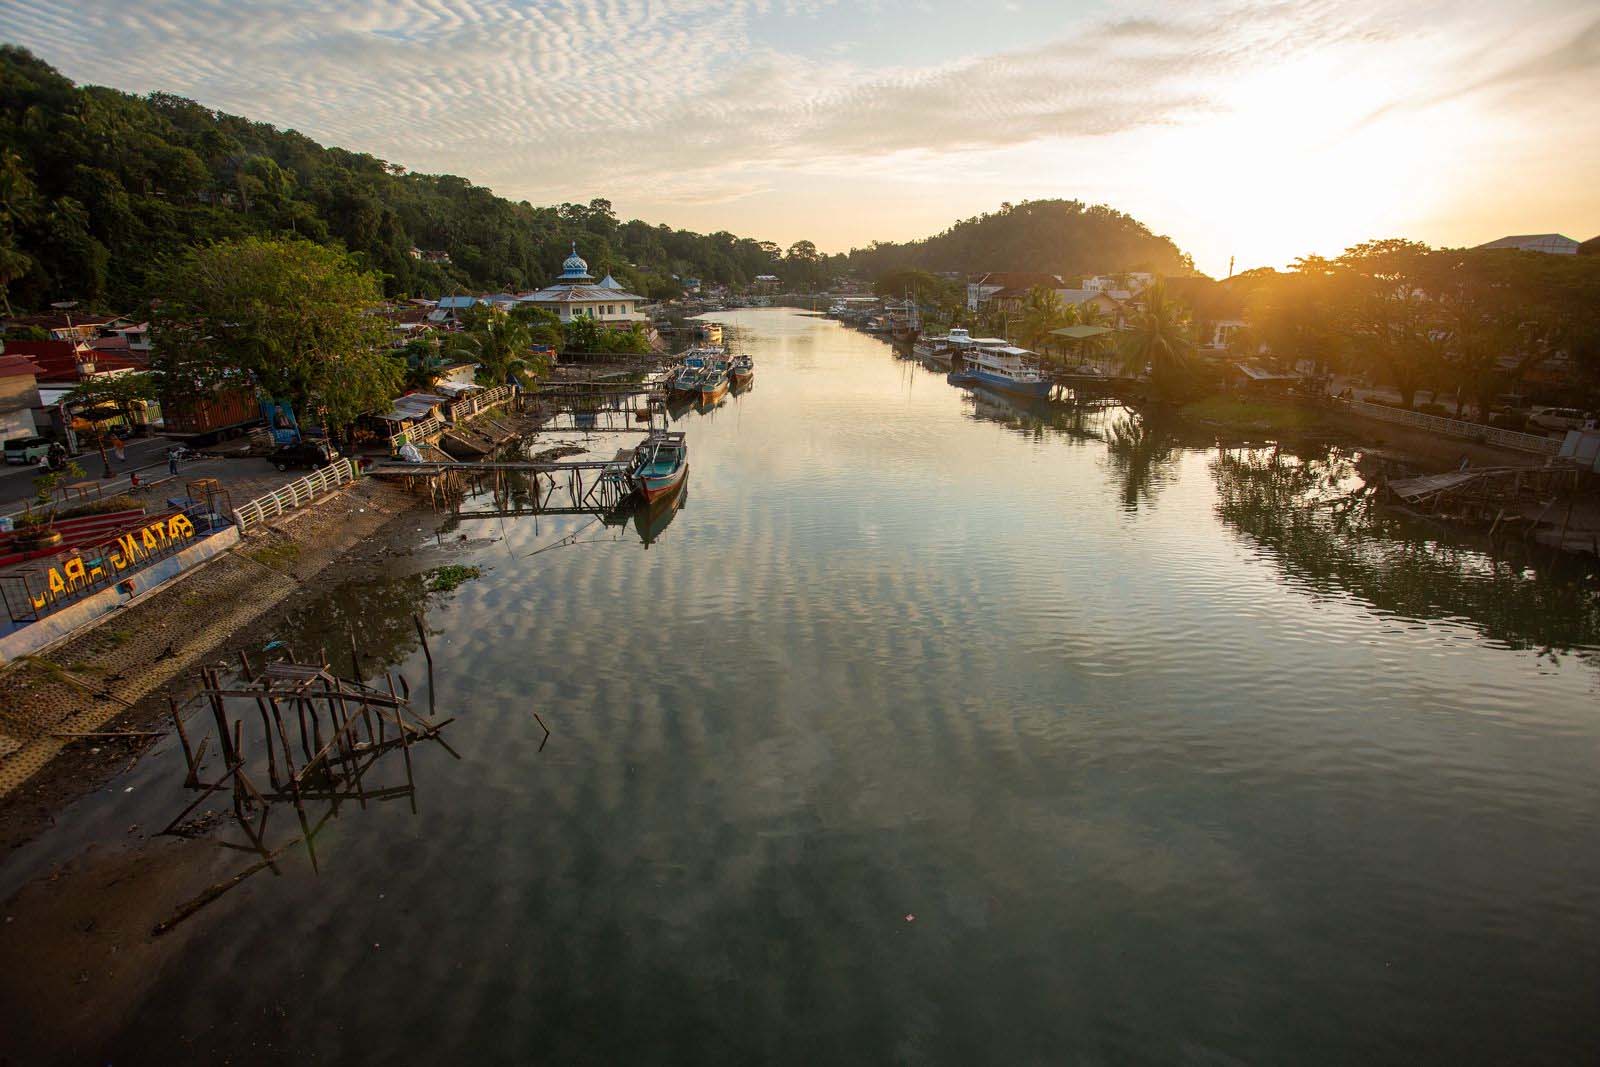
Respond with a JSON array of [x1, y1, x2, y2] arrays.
[[2, 0, 1595, 212]]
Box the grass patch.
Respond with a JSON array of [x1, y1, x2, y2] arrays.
[[1181, 395, 1319, 435], [56, 494, 144, 520], [426, 564, 481, 593], [246, 541, 302, 569]]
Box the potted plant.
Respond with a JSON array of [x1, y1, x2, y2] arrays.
[[14, 460, 86, 550]]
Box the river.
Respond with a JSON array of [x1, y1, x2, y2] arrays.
[[5, 307, 1599, 1063]]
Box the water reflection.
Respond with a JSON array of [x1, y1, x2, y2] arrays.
[[1101, 414, 1182, 511], [1212, 444, 1600, 659], [10, 309, 1600, 1065]]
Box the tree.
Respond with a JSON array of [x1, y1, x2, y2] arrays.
[[153, 236, 399, 437], [442, 304, 541, 386], [1336, 240, 1436, 408], [1118, 281, 1198, 398], [1019, 285, 1076, 355], [1247, 257, 1343, 376], [62, 371, 155, 429]]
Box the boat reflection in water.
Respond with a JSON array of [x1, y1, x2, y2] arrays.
[[605, 477, 688, 547]]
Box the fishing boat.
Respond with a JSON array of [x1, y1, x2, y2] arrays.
[[915, 327, 1005, 367], [890, 294, 921, 344], [698, 359, 730, 403], [954, 342, 1053, 398], [730, 353, 754, 386], [670, 351, 710, 398], [629, 431, 688, 502]]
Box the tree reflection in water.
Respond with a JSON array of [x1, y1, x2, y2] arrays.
[[1102, 414, 1182, 511], [1211, 444, 1600, 661]]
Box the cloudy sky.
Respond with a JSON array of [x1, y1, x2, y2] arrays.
[[4, 0, 1597, 275]]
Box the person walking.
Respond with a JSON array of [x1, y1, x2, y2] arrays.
[[167, 446, 181, 477], [112, 435, 126, 463]]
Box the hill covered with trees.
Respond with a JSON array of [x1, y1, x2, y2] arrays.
[[845, 200, 1193, 281], [0, 46, 809, 312]]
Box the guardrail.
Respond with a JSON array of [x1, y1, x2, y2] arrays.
[[234, 459, 357, 534], [1336, 399, 1562, 455], [447, 384, 515, 423]]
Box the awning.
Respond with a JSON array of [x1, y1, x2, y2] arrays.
[[1050, 325, 1115, 340]]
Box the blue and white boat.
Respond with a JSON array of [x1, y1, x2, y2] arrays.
[[954, 342, 1053, 398], [670, 350, 712, 398]]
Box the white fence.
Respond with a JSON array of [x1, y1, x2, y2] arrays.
[[234, 459, 357, 534], [447, 384, 515, 423], [1337, 399, 1562, 455]]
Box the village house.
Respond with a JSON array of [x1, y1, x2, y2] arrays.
[[2, 310, 126, 343], [1161, 276, 1247, 351], [519, 245, 646, 324], [0, 352, 44, 444], [985, 284, 1130, 329], [427, 295, 481, 326], [966, 271, 1067, 311]]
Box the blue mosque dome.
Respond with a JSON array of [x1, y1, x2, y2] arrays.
[[558, 242, 594, 283]]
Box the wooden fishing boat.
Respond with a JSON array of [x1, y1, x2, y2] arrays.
[[629, 431, 688, 502], [730, 353, 754, 385], [670, 352, 709, 398], [698, 361, 730, 403]]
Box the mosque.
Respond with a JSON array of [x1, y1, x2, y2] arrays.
[[518, 244, 647, 324]]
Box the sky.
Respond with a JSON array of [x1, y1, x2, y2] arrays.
[[3, 0, 1598, 276]]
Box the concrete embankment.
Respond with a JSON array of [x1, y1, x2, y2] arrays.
[[0, 477, 423, 801]]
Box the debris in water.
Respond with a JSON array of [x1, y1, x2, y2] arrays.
[[425, 565, 481, 593]]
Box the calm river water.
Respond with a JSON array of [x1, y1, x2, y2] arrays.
[[8, 308, 1600, 1063]]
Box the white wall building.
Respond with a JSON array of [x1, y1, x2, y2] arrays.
[[520, 246, 647, 323]]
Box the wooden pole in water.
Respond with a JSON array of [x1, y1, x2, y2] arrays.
[[171, 695, 197, 787], [204, 670, 237, 767], [413, 613, 436, 716], [349, 628, 365, 682]]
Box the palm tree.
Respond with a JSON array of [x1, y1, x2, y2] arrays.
[[1118, 281, 1197, 398], [1019, 285, 1074, 358], [446, 305, 537, 386]]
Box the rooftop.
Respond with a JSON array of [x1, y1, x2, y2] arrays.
[[1474, 233, 1580, 254]]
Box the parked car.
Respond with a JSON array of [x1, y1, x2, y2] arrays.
[[1527, 407, 1588, 432], [269, 441, 341, 471], [3, 435, 51, 465]]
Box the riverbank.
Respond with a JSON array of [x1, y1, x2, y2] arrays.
[[0, 486, 490, 1062], [0, 477, 424, 827], [1178, 393, 1558, 469]]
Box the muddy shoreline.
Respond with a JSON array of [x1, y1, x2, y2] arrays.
[[0, 479, 439, 855]]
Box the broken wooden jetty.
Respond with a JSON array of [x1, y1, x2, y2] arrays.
[[1383, 463, 1596, 552], [161, 644, 457, 872]]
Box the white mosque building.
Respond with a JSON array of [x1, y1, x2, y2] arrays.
[[519, 244, 647, 324]]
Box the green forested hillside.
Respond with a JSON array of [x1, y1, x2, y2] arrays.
[[0, 46, 801, 311], [1, 47, 1199, 315], [846, 199, 1193, 280]]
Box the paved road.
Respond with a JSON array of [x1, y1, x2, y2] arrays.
[[0, 436, 182, 509], [0, 438, 304, 517]]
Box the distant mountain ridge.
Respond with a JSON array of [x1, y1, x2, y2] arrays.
[[846, 199, 1194, 282]]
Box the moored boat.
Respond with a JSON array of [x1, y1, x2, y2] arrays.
[[730, 353, 754, 385], [698, 363, 730, 403], [953, 342, 1053, 398], [629, 431, 688, 502], [670, 350, 711, 397]]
